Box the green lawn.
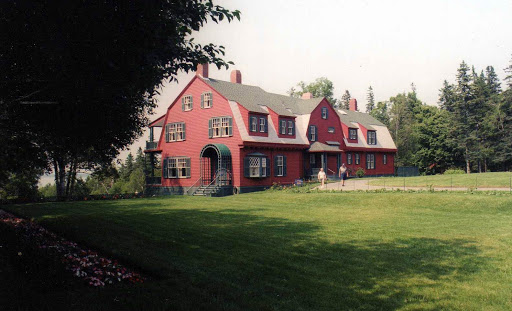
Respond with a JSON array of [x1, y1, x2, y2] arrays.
[[3, 191, 512, 310], [369, 171, 512, 188]]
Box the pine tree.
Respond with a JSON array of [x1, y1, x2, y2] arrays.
[[341, 90, 351, 109], [366, 86, 375, 113], [454, 61, 474, 173], [439, 80, 457, 112]]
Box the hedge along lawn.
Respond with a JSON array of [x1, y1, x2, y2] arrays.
[[3, 191, 512, 310], [369, 171, 512, 189]]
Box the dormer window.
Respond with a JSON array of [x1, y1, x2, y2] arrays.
[[250, 116, 257, 132], [321, 107, 328, 119], [280, 120, 286, 135], [367, 131, 377, 145], [182, 95, 193, 111], [259, 117, 266, 132], [349, 128, 357, 140], [287, 121, 294, 135]]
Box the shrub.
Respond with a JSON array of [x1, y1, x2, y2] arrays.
[[444, 168, 465, 175], [356, 168, 365, 178]]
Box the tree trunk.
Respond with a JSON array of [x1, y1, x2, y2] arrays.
[[465, 146, 471, 174], [484, 159, 488, 172], [54, 159, 67, 200]]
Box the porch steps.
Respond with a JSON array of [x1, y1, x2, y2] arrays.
[[193, 185, 221, 196]]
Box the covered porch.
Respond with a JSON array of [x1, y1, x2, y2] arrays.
[[306, 142, 342, 180]]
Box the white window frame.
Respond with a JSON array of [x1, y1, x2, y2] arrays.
[[321, 107, 328, 119], [366, 153, 375, 169], [250, 116, 257, 132], [355, 153, 360, 165], [166, 122, 185, 142], [349, 128, 357, 140], [167, 157, 190, 178], [183, 95, 193, 111], [280, 120, 286, 135], [202, 92, 212, 108], [328, 127, 335, 133], [287, 121, 294, 135], [259, 117, 266, 133], [310, 125, 316, 141], [212, 118, 221, 138], [221, 117, 230, 137], [367, 131, 377, 145], [276, 155, 284, 176], [347, 153, 352, 165], [248, 156, 267, 178]]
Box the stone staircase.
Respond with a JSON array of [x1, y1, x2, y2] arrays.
[[193, 184, 222, 196]]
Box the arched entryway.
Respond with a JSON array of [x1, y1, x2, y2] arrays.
[[199, 144, 232, 186]]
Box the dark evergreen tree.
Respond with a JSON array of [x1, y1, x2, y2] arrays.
[[340, 90, 351, 109], [366, 86, 375, 113]]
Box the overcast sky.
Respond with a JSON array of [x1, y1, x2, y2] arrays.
[[42, 0, 512, 184]]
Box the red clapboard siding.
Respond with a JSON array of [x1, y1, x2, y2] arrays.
[[307, 99, 345, 147]]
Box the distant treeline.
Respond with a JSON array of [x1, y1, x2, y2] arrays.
[[368, 56, 512, 174]]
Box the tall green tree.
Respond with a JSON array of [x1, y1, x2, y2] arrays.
[[369, 101, 390, 127], [1, 1, 240, 199], [366, 86, 375, 113], [288, 77, 337, 106], [340, 90, 351, 109]]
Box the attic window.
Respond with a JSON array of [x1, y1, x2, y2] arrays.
[[367, 131, 377, 145], [349, 128, 357, 140], [182, 95, 193, 111], [321, 107, 328, 119], [328, 127, 335, 133], [201, 92, 212, 108]]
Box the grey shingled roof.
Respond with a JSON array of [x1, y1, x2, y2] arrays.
[[202, 77, 323, 116], [336, 109, 384, 129], [308, 142, 341, 152]]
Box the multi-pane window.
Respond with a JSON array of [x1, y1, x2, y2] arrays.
[[349, 128, 357, 140], [280, 120, 287, 135], [244, 155, 269, 178], [383, 154, 387, 165], [201, 92, 212, 108], [367, 131, 377, 145], [275, 155, 287, 177], [209, 116, 233, 138], [182, 95, 193, 111], [355, 153, 360, 165], [164, 157, 191, 178], [250, 116, 257, 132], [321, 107, 328, 119], [328, 127, 335, 133], [309, 125, 317, 141], [347, 153, 353, 165], [165, 122, 186, 142], [287, 121, 294, 135], [260, 117, 266, 132], [366, 153, 375, 169]]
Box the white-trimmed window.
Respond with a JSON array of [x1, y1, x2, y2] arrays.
[[165, 122, 186, 142], [383, 154, 388, 165], [349, 128, 357, 140], [309, 125, 317, 141], [321, 107, 328, 119], [366, 153, 375, 169], [280, 120, 287, 134], [260, 117, 266, 132], [244, 154, 269, 178], [201, 92, 212, 108], [209, 116, 233, 138], [355, 153, 360, 165], [347, 153, 352, 165], [288, 121, 294, 135], [250, 116, 257, 132], [275, 155, 287, 177], [367, 131, 377, 145], [163, 157, 191, 178], [182, 95, 193, 111]]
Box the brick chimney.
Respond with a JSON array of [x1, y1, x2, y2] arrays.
[[230, 70, 242, 84], [196, 63, 208, 78], [302, 92, 313, 99], [349, 98, 358, 111]]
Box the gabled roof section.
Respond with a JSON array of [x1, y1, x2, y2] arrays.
[[149, 114, 165, 127], [308, 142, 342, 153], [202, 77, 323, 117], [336, 109, 384, 128]]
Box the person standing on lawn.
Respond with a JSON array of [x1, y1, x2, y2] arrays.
[[318, 168, 327, 189], [339, 163, 347, 186]]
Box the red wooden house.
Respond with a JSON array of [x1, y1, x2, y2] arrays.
[[145, 64, 397, 196]]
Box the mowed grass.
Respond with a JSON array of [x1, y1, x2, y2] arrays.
[[369, 171, 512, 188], [3, 191, 512, 310]]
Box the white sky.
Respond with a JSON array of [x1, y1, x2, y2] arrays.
[[40, 0, 512, 185]]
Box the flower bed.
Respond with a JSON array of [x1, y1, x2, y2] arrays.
[[0, 210, 145, 287]]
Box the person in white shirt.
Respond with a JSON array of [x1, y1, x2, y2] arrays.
[[317, 168, 327, 188], [339, 163, 347, 186]]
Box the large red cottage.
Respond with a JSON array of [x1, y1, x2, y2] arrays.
[[145, 64, 397, 196]]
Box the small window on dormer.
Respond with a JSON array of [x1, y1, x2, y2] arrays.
[[367, 131, 377, 145], [250, 116, 257, 132], [349, 128, 357, 140], [328, 127, 335, 133], [280, 120, 287, 135], [288, 121, 294, 135]]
